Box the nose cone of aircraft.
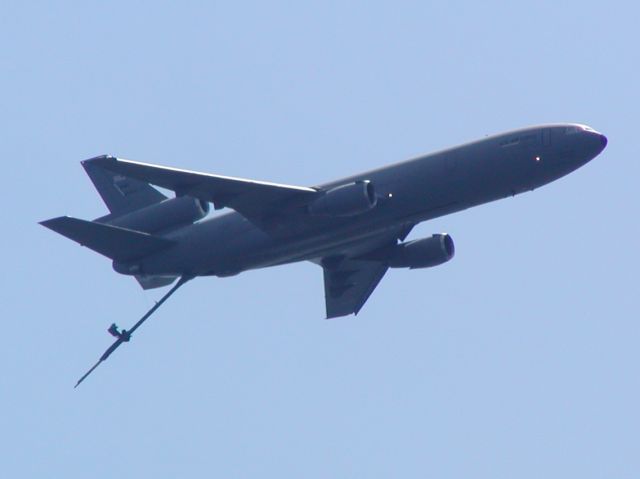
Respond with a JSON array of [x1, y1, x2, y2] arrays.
[[553, 126, 608, 176], [593, 131, 608, 156], [583, 129, 608, 160], [599, 133, 608, 149]]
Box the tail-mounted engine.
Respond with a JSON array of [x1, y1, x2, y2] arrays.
[[101, 196, 209, 233]]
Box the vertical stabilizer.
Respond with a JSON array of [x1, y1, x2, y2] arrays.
[[82, 155, 167, 215]]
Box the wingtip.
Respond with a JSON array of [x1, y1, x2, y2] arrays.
[[81, 155, 117, 168]]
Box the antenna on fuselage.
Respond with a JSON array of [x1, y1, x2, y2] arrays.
[[74, 274, 194, 388]]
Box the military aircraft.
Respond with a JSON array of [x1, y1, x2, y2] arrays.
[[40, 123, 607, 386]]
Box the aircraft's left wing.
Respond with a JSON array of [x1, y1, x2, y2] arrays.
[[87, 156, 320, 231]]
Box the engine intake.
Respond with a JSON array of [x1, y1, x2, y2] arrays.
[[309, 181, 377, 217], [101, 196, 209, 233], [387, 234, 455, 269]]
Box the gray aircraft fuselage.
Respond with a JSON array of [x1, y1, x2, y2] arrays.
[[120, 124, 606, 278], [43, 122, 608, 386]]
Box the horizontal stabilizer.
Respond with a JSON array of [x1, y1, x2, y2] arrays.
[[40, 216, 176, 262]]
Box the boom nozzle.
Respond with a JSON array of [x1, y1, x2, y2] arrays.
[[74, 275, 193, 388]]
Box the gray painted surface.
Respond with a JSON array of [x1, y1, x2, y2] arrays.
[[41, 123, 607, 318]]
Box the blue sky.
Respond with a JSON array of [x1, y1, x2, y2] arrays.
[[3, 1, 638, 477]]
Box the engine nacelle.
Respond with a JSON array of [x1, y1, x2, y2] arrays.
[[308, 181, 377, 217], [102, 196, 209, 233], [388, 234, 455, 269]]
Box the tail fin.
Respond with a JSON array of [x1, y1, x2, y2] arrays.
[[82, 155, 167, 215], [39, 216, 176, 262]]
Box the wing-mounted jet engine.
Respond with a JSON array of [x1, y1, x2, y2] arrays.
[[388, 234, 455, 268], [309, 180, 377, 217], [364, 234, 455, 268]]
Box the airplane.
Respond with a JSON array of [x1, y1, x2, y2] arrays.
[[40, 123, 607, 386]]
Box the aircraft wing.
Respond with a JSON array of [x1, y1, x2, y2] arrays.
[[322, 258, 390, 318], [86, 156, 320, 231], [318, 223, 414, 318]]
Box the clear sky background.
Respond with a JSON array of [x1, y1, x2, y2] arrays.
[[2, 1, 638, 477]]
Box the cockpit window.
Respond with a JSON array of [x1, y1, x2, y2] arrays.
[[499, 138, 520, 147], [566, 125, 595, 134], [499, 132, 538, 147]]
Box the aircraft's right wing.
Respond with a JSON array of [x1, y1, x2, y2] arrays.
[[322, 258, 390, 319], [318, 223, 414, 318]]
